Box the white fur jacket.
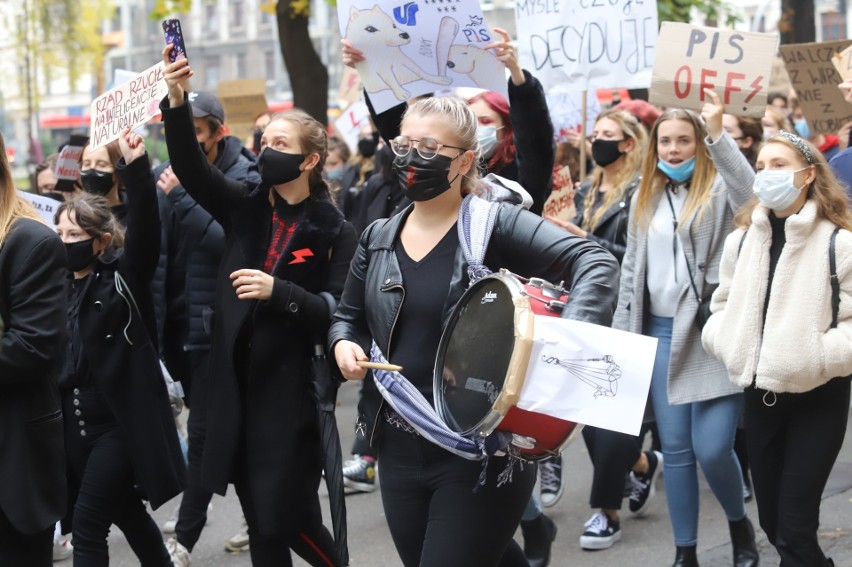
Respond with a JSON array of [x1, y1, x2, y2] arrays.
[[702, 200, 852, 393]]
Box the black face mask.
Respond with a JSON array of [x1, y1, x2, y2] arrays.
[[257, 148, 305, 186], [65, 238, 97, 272], [591, 139, 625, 167], [80, 169, 114, 196], [358, 137, 378, 158], [393, 152, 459, 202]]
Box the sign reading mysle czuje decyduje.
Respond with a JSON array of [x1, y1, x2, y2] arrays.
[[515, 0, 658, 93], [89, 62, 169, 150], [650, 22, 778, 117], [337, 0, 507, 113]]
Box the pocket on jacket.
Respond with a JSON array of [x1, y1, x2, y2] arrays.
[[26, 409, 62, 426]]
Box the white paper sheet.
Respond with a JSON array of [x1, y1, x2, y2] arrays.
[[517, 315, 657, 435]]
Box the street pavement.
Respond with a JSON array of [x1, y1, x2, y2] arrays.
[[104, 380, 852, 566]]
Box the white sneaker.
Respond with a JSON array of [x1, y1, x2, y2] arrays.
[[162, 500, 180, 533], [224, 516, 249, 552], [166, 536, 191, 567], [52, 537, 73, 561]]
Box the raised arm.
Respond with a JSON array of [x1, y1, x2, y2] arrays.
[[702, 89, 755, 210]]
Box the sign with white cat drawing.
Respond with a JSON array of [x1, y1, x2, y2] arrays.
[[337, 0, 508, 113]]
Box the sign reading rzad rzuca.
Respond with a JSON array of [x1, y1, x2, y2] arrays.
[[89, 62, 169, 150], [650, 22, 778, 118]]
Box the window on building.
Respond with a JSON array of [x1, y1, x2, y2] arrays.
[[265, 50, 277, 82], [207, 56, 221, 89], [821, 11, 847, 40], [232, 0, 244, 28], [236, 53, 247, 79], [205, 3, 218, 33]]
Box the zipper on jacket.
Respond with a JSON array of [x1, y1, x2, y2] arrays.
[[749, 235, 770, 387], [369, 283, 405, 448]]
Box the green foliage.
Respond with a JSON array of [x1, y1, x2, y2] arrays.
[[657, 0, 741, 28], [149, 0, 193, 21]]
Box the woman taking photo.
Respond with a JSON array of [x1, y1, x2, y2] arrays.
[[548, 108, 662, 550], [703, 131, 852, 567], [161, 48, 356, 567], [329, 95, 619, 567], [0, 134, 67, 566], [612, 90, 759, 567], [56, 129, 184, 566]]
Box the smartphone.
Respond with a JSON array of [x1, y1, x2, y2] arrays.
[[163, 19, 187, 63]]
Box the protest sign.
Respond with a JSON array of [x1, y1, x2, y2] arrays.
[[780, 40, 852, 135], [89, 62, 168, 151], [832, 43, 852, 83], [337, 0, 506, 113], [515, 0, 658, 93], [546, 91, 601, 142], [542, 178, 574, 222], [217, 79, 269, 130], [18, 190, 59, 227], [649, 22, 778, 117], [54, 135, 87, 181], [333, 102, 371, 153], [338, 67, 363, 106]]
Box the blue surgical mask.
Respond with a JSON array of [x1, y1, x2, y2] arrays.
[[657, 156, 696, 183], [325, 167, 345, 183], [477, 126, 500, 160], [794, 118, 811, 140], [753, 167, 808, 211]]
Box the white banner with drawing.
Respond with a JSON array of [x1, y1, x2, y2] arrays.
[[518, 316, 657, 435], [515, 0, 658, 93], [337, 0, 507, 113]]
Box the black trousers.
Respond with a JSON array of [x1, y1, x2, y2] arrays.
[[582, 425, 642, 510], [0, 506, 52, 567], [377, 419, 536, 567], [175, 351, 215, 552], [233, 472, 338, 567], [745, 376, 851, 567], [64, 390, 171, 567]]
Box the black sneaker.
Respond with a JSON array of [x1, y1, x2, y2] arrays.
[[539, 455, 563, 508], [579, 512, 621, 550], [628, 450, 663, 516]]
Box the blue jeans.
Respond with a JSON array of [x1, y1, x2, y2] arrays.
[[646, 315, 746, 547]]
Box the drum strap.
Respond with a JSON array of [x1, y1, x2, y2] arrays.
[[458, 194, 500, 283], [370, 344, 520, 487]]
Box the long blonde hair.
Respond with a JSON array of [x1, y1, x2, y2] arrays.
[[582, 109, 647, 232], [734, 136, 852, 231], [0, 134, 44, 247], [635, 109, 717, 230]]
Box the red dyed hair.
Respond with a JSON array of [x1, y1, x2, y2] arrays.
[[468, 91, 516, 172]]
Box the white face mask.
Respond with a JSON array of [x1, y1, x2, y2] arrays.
[[753, 167, 809, 211], [477, 125, 500, 160]]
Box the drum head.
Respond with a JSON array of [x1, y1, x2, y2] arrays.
[[435, 276, 518, 434]]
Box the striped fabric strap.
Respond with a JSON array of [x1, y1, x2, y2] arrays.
[[458, 194, 499, 283]]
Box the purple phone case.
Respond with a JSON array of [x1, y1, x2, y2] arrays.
[[163, 19, 187, 62]]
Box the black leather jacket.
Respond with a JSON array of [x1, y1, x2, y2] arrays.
[[328, 202, 620, 446], [572, 176, 640, 264]]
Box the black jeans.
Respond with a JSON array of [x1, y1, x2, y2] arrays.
[[175, 351, 215, 552], [0, 506, 52, 567], [745, 376, 851, 567], [64, 389, 171, 567], [377, 419, 536, 567], [582, 425, 642, 510]]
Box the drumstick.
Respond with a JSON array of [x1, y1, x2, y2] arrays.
[[356, 360, 403, 372]]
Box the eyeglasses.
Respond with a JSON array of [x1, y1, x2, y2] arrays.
[[391, 135, 467, 160]]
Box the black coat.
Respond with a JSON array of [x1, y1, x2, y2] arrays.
[[0, 217, 67, 535], [328, 203, 621, 446], [572, 176, 640, 264], [161, 95, 358, 535], [73, 155, 185, 509]]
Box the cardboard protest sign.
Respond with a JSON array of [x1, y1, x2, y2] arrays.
[[54, 135, 87, 181], [18, 190, 59, 227], [89, 62, 168, 151], [217, 79, 269, 130], [546, 91, 601, 142], [516, 0, 658, 93], [780, 40, 852, 135], [338, 67, 363, 106], [337, 0, 506, 113], [649, 22, 778, 117], [542, 178, 574, 222], [832, 43, 852, 83], [333, 102, 372, 153]]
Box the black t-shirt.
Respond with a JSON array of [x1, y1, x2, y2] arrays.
[[390, 225, 458, 403], [763, 212, 788, 328]]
